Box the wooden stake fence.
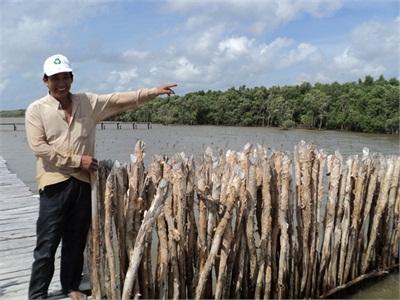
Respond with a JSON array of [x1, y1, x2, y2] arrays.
[[87, 141, 399, 299]]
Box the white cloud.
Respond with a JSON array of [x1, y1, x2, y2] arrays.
[[260, 37, 293, 61], [329, 18, 399, 79], [174, 57, 202, 81], [350, 18, 400, 64], [111, 34, 324, 93], [279, 43, 321, 68], [193, 27, 225, 54], [122, 50, 149, 60], [0, 79, 9, 94], [165, 0, 343, 34], [218, 37, 254, 59], [334, 48, 360, 69], [291, 17, 399, 85], [108, 68, 139, 91], [0, 0, 108, 107]]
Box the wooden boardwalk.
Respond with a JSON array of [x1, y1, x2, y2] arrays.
[[0, 156, 65, 299]]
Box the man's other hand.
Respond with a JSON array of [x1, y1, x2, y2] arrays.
[[80, 155, 98, 171]]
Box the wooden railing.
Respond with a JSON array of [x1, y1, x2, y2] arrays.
[[0, 122, 24, 130], [0, 121, 152, 131], [99, 122, 152, 130]]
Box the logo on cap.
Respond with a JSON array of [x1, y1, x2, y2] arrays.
[[54, 58, 61, 64]]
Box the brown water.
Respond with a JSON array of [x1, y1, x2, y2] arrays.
[[0, 117, 399, 298]]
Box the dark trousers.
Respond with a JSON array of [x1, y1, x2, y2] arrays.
[[28, 177, 91, 299]]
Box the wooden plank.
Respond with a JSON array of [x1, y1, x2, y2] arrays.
[[0, 156, 65, 298]]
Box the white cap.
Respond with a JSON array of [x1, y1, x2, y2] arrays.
[[43, 54, 72, 76]]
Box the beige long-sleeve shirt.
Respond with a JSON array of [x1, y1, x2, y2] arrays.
[[25, 88, 158, 191]]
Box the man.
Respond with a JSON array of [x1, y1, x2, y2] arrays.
[[25, 54, 176, 299]]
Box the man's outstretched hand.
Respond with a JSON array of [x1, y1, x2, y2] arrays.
[[157, 84, 177, 96], [81, 155, 98, 171]]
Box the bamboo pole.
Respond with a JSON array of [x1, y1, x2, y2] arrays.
[[214, 153, 234, 300], [185, 156, 197, 299], [354, 157, 374, 277], [114, 164, 128, 284], [142, 159, 164, 300], [196, 157, 209, 293], [337, 158, 354, 285], [231, 152, 250, 299], [214, 221, 233, 300], [195, 171, 241, 300], [390, 161, 400, 266], [246, 149, 259, 297], [206, 148, 217, 250], [222, 151, 241, 299], [152, 158, 169, 300], [277, 154, 291, 299], [228, 158, 247, 299], [122, 179, 169, 300], [125, 142, 146, 298], [172, 159, 188, 299], [383, 157, 400, 267], [358, 158, 378, 273], [155, 210, 169, 300], [293, 145, 302, 299], [319, 153, 341, 292], [297, 143, 314, 297], [125, 141, 146, 254], [306, 148, 318, 297], [327, 154, 344, 290], [99, 162, 112, 298], [311, 150, 326, 296], [161, 161, 181, 300], [90, 170, 101, 300], [104, 162, 122, 300], [256, 154, 272, 299], [89, 161, 110, 299], [361, 157, 395, 273], [344, 157, 368, 282]]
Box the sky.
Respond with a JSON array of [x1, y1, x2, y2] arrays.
[[0, 0, 399, 110]]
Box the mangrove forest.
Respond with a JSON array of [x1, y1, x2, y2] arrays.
[[114, 75, 399, 134]]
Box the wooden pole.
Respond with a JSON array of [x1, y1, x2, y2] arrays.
[[338, 158, 354, 285], [185, 156, 197, 299], [383, 157, 400, 267], [319, 153, 341, 292], [361, 157, 394, 273], [104, 162, 122, 300], [311, 150, 326, 296], [297, 142, 314, 297], [256, 154, 272, 299], [172, 160, 188, 299], [197, 173, 241, 299], [246, 149, 260, 297], [89, 170, 101, 300], [122, 179, 169, 300], [277, 154, 291, 299]]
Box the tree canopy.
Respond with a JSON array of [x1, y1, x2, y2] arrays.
[[113, 75, 399, 134]]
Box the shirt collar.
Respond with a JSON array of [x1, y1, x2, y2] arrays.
[[45, 93, 75, 110]]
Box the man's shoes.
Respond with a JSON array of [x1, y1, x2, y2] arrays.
[[67, 291, 87, 300]]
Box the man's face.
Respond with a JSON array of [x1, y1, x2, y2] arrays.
[[44, 72, 73, 101]]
